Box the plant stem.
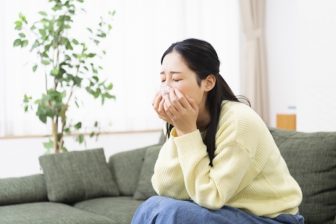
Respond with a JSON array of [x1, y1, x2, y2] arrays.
[[51, 118, 59, 153]]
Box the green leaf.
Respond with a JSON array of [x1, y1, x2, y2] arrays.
[[21, 40, 29, 47], [106, 83, 113, 90], [19, 13, 28, 24], [23, 94, 32, 103], [87, 53, 96, 58], [43, 139, 54, 150], [38, 29, 46, 38], [13, 39, 21, 47], [73, 76, 82, 86], [104, 92, 114, 99], [65, 41, 73, 50], [30, 40, 40, 51], [72, 39, 79, 45], [89, 131, 95, 137], [52, 4, 63, 11], [74, 122, 82, 129], [38, 113, 47, 123], [32, 64, 38, 72], [18, 32, 26, 38], [77, 134, 84, 144], [97, 32, 106, 38], [41, 59, 50, 65], [63, 24, 71, 29], [109, 10, 116, 16], [92, 75, 99, 82], [14, 21, 22, 30], [51, 67, 59, 76], [38, 11, 48, 17]]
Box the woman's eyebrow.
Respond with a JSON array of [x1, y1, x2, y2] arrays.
[[160, 71, 182, 75]]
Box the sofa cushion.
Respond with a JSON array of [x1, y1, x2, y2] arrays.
[[39, 148, 119, 204], [74, 196, 143, 224], [0, 202, 112, 224], [108, 146, 148, 196], [270, 128, 336, 224], [0, 174, 47, 206], [133, 144, 161, 200]]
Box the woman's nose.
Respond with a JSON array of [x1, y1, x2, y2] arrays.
[[160, 83, 172, 95]]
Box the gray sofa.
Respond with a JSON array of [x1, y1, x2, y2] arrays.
[[0, 128, 335, 224]]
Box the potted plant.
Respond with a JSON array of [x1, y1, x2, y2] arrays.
[[13, 0, 115, 153]]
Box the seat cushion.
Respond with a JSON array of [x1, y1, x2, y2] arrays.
[[270, 128, 336, 224], [0, 174, 47, 205], [75, 196, 143, 224], [0, 202, 111, 224], [39, 148, 119, 204]]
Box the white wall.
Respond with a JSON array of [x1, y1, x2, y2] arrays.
[[0, 131, 161, 178], [266, 0, 336, 132], [266, 0, 299, 128], [297, 0, 336, 131]]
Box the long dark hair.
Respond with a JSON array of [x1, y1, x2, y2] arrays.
[[161, 38, 241, 166]]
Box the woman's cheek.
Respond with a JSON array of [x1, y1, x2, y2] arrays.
[[174, 87, 187, 97]]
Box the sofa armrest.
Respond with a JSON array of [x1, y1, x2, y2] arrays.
[[0, 174, 48, 205]]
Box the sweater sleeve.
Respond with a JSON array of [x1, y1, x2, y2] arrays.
[[173, 129, 253, 209], [151, 137, 189, 199]]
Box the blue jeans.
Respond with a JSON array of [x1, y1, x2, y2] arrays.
[[131, 196, 304, 224]]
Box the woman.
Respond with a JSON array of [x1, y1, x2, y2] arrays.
[[131, 38, 304, 224]]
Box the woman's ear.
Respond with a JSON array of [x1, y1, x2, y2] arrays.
[[202, 74, 216, 92]]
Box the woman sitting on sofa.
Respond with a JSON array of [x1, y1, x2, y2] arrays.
[[131, 38, 304, 224]]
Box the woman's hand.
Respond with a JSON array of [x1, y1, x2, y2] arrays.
[[152, 91, 174, 125], [162, 88, 199, 136]]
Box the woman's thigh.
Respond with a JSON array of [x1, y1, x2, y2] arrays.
[[131, 196, 303, 224]]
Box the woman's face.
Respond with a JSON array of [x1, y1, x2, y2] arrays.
[[160, 51, 207, 108]]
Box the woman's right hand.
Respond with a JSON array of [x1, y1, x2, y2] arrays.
[[152, 91, 173, 125]]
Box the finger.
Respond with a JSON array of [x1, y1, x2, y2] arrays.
[[169, 89, 183, 111], [158, 99, 172, 123], [174, 89, 191, 109], [186, 95, 198, 111], [164, 97, 179, 122], [153, 93, 162, 110], [163, 101, 175, 121], [163, 93, 178, 114], [158, 98, 165, 114]]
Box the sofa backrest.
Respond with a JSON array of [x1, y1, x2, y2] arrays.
[[0, 174, 48, 206], [108, 146, 148, 196], [270, 128, 336, 224]]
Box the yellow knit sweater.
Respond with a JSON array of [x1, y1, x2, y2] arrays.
[[151, 101, 302, 218]]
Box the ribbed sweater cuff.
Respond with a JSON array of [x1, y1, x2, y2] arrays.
[[173, 129, 208, 160]]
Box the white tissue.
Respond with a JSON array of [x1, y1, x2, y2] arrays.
[[160, 84, 172, 95]]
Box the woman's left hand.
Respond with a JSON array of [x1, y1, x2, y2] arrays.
[[162, 88, 199, 136]]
